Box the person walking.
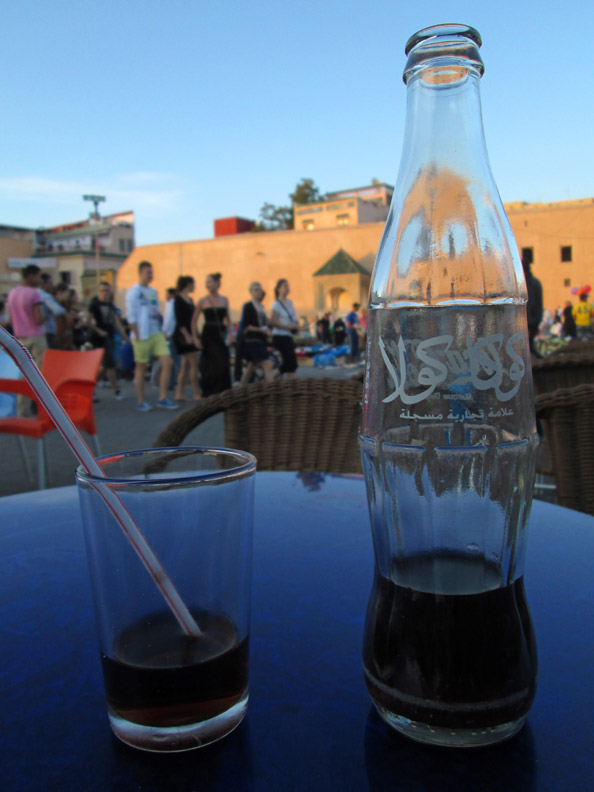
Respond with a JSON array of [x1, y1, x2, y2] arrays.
[[39, 272, 65, 349], [6, 264, 46, 413], [299, 315, 313, 337], [239, 282, 275, 384], [270, 278, 299, 379], [88, 281, 127, 400], [562, 301, 577, 338], [193, 272, 231, 396], [573, 291, 594, 339], [345, 303, 361, 363], [332, 315, 346, 346], [522, 253, 543, 355], [173, 276, 201, 401], [53, 283, 75, 350], [359, 308, 368, 349], [162, 287, 180, 389], [125, 260, 178, 412]]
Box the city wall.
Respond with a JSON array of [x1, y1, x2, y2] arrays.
[[506, 198, 594, 312], [114, 223, 383, 321], [115, 197, 594, 320]]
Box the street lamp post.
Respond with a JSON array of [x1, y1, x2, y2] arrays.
[[83, 194, 106, 291]]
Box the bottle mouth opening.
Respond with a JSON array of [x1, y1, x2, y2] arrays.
[[405, 24, 482, 55], [404, 24, 484, 84]]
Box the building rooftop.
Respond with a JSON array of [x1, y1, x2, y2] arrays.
[[326, 182, 393, 198], [0, 223, 34, 233], [41, 211, 134, 234], [40, 223, 115, 241]]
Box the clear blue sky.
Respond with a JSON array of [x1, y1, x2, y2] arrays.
[[2, 0, 592, 246]]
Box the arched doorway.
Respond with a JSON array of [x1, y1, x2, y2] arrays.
[[326, 287, 351, 314]]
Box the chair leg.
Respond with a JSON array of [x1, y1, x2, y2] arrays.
[[17, 436, 34, 482], [37, 438, 46, 490], [91, 434, 101, 456]]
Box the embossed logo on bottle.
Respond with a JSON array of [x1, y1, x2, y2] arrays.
[[379, 332, 526, 405]]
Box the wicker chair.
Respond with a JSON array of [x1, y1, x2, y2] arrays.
[[154, 377, 364, 474], [532, 352, 594, 397], [535, 384, 594, 515]]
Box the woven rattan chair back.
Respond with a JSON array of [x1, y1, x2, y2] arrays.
[[155, 377, 364, 474], [547, 339, 594, 358], [535, 384, 594, 515], [532, 352, 594, 397]]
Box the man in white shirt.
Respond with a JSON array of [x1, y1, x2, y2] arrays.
[[125, 261, 178, 412]]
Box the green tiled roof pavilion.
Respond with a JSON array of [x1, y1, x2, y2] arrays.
[[313, 248, 369, 276]]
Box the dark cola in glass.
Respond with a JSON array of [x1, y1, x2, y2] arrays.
[[360, 25, 538, 747]]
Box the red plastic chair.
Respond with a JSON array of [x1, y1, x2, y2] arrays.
[[42, 349, 104, 443], [0, 348, 104, 489]]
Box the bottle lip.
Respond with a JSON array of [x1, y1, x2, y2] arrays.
[[403, 24, 484, 84], [405, 24, 482, 55]]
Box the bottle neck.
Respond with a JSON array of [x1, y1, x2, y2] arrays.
[[400, 65, 492, 188], [371, 58, 524, 306]]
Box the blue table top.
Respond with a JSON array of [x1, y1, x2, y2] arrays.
[[1, 473, 594, 791]]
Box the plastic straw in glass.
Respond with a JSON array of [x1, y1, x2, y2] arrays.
[[0, 327, 201, 637]]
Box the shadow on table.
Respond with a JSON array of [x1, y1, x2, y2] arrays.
[[364, 707, 537, 792]]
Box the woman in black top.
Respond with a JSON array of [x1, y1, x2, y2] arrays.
[[239, 282, 275, 385], [562, 301, 577, 338], [173, 276, 201, 401], [270, 278, 299, 378], [193, 273, 232, 396]]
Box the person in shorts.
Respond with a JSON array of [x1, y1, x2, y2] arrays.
[[88, 281, 127, 400], [6, 264, 47, 414], [125, 261, 178, 411]]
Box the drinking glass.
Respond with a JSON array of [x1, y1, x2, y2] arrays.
[[76, 446, 256, 752]]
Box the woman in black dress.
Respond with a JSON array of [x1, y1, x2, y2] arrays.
[[173, 275, 201, 401], [193, 272, 232, 396], [239, 281, 275, 385]]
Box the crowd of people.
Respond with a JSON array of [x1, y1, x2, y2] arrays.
[[1, 264, 101, 366], [545, 292, 594, 340], [5, 257, 591, 414], [1, 259, 372, 414], [1, 263, 134, 413], [119, 262, 369, 409], [312, 306, 368, 363], [534, 290, 594, 353]]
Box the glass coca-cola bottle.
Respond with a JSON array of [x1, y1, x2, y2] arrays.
[[360, 24, 538, 747]]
